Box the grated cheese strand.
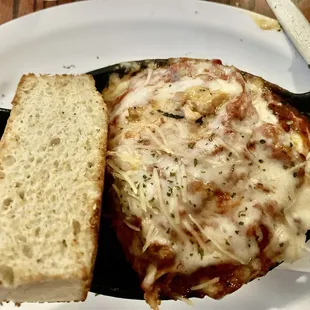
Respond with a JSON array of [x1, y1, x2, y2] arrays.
[[191, 277, 220, 291], [189, 214, 247, 264], [144, 68, 153, 86], [124, 220, 141, 232], [183, 220, 207, 252], [153, 168, 186, 237], [145, 127, 173, 154], [108, 159, 138, 195]]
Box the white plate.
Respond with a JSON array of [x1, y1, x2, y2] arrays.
[[0, 0, 310, 309]]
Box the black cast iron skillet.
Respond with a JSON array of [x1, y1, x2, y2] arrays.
[[0, 59, 310, 300]]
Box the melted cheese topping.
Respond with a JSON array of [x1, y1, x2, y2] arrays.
[[103, 59, 310, 295]]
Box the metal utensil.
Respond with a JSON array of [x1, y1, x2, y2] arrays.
[[266, 0, 310, 67]]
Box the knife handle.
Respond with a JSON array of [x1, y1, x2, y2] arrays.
[[266, 0, 310, 67]]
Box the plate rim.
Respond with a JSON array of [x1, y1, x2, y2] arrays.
[[0, 2, 310, 308], [0, 0, 278, 30]]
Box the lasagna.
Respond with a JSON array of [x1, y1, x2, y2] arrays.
[[102, 58, 310, 309]]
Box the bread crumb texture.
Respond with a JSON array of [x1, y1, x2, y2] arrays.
[[0, 74, 107, 298]]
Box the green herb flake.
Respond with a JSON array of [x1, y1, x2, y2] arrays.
[[194, 158, 198, 167], [235, 230, 239, 235], [238, 207, 248, 217], [157, 109, 184, 119], [260, 139, 266, 144], [195, 117, 203, 125], [170, 172, 176, 177], [170, 213, 175, 218], [239, 221, 244, 226], [198, 247, 204, 260], [188, 142, 196, 149], [225, 240, 230, 246]]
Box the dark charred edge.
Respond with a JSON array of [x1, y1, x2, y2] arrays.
[[264, 82, 310, 107], [90, 59, 310, 111], [89, 59, 170, 78], [154, 261, 282, 301], [239, 70, 310, 108], [89, 59, 171, 93]]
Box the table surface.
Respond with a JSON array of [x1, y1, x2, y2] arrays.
[[0, 0, 309, 25]]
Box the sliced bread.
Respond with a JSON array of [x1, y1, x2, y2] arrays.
[[0, 74, 108, 302]]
